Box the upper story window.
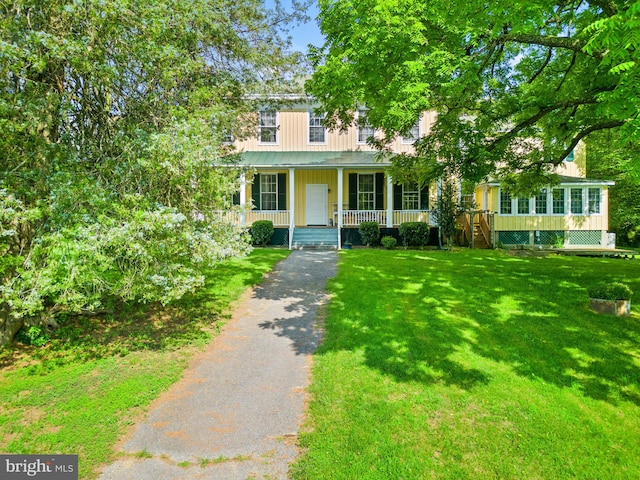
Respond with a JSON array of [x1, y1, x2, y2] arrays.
[[357, 110, 375, 144], [258, 110, 277, 144], [308, 111, 326, 144], [402, 120, 420, 143]]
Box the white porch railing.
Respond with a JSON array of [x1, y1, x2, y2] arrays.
[[341, 210, 387, 226], [392, 210, 431, 226], [246, 210, 290, 226], [211, 210, 291, 227], [341, 210, 430, 227]]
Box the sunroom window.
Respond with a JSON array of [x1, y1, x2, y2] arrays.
[[552, 188, 565, 214], [588, 188, 601, 214], [500, 190, 512, 214], [535, 189, 548, 214], [517, 196, 530, 214], [570, 188, 583, 215]]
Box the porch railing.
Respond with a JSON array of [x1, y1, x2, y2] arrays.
[[392, 210, 431, 226], [340, 210, 430, 227], [246, 210, 290, 227], [211, 210, 291, 227]]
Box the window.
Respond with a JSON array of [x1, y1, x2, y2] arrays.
[[517, 196, 530, 214], [535, 189, 548, 214], [402, 183, 420, 210], [308, 111, 326, 143], [500, 190, 512, 214], [566, 149, 575, 162], [357, 110, 375, 143], [552, 188, 565, 214], [588, 188, 601, 214], [260, 174, 278, 210], [358, 174, 375, 210], [570, 188, 583, 215], [258, 110, 277, 144], [402, 120, 420, 143]]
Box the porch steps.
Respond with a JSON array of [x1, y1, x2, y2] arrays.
[[291, 228, 339, 249], [473, 224, 490, 249]]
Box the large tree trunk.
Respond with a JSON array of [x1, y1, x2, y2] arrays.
[[0, 303, 23, 347]]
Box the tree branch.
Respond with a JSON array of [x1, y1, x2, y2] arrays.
[[556, 119, 625, 164], [500, 33, 599, 57]]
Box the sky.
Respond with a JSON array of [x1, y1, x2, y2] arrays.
[[289, 3, 324, 53], [265, 1, 324, 54]]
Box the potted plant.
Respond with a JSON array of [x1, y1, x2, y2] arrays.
[[588, 282, 632, 316], [343, 240, 352, 250]]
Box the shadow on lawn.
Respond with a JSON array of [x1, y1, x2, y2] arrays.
[[318, 250, 640, 405], [0, 255, 283, 370]]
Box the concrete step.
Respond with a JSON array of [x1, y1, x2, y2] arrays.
[[292, 228, 339, 249]]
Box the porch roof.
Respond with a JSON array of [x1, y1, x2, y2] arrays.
[[481, 175, 614, 187], [238, 151, 390, 168]]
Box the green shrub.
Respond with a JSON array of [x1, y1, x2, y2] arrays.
[[250, 220, 275, 246], [399, 222, 431, 247], [359, 221, 380, 247], [16, 326, 49, 346], [381, 236, 397, 249], [588, 282, 633, 300]]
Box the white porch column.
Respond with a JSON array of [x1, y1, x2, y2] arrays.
[[239, 172, 247, 225], [289, 168, 295, 249], [386, 173, 393, 228], [337, 168, 344, 229], [337, 167, 344, 249]]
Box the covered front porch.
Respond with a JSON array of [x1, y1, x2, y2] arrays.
[[235, 152, 433, 249]]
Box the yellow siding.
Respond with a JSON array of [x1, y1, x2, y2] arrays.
[[293, 170, 338, 226], [235, 110, 437, 154]]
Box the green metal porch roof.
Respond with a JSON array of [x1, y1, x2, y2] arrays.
[[238, 151, 390, 168]]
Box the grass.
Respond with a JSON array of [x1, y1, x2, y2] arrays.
[[0, 248, 290, 480], [291, 249, 640, 479]]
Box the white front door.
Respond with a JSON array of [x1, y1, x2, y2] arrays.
[[306, 184, 328, 226]]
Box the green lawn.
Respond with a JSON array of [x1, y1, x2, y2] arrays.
[[292, 249, 640, 480], [0, 248, 289, 479]]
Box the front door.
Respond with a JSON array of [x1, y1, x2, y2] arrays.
[[306, 184, 328, 226]]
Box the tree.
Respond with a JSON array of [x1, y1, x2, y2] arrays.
[[586, 131, 640, 247], [0, 0, 307, 345], [308, 0, 640, 192]]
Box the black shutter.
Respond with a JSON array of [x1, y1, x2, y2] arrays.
[[252, 173, 261, 210], [277, 173, 287, 210], [232, 191, 240, 206], [420, 185, 430, 210], [394, 184, 403, 210], [375, 173, 384, 210], [349, 173, 358, 210]]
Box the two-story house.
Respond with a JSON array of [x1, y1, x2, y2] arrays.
[[231, 96, 614, 250]]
